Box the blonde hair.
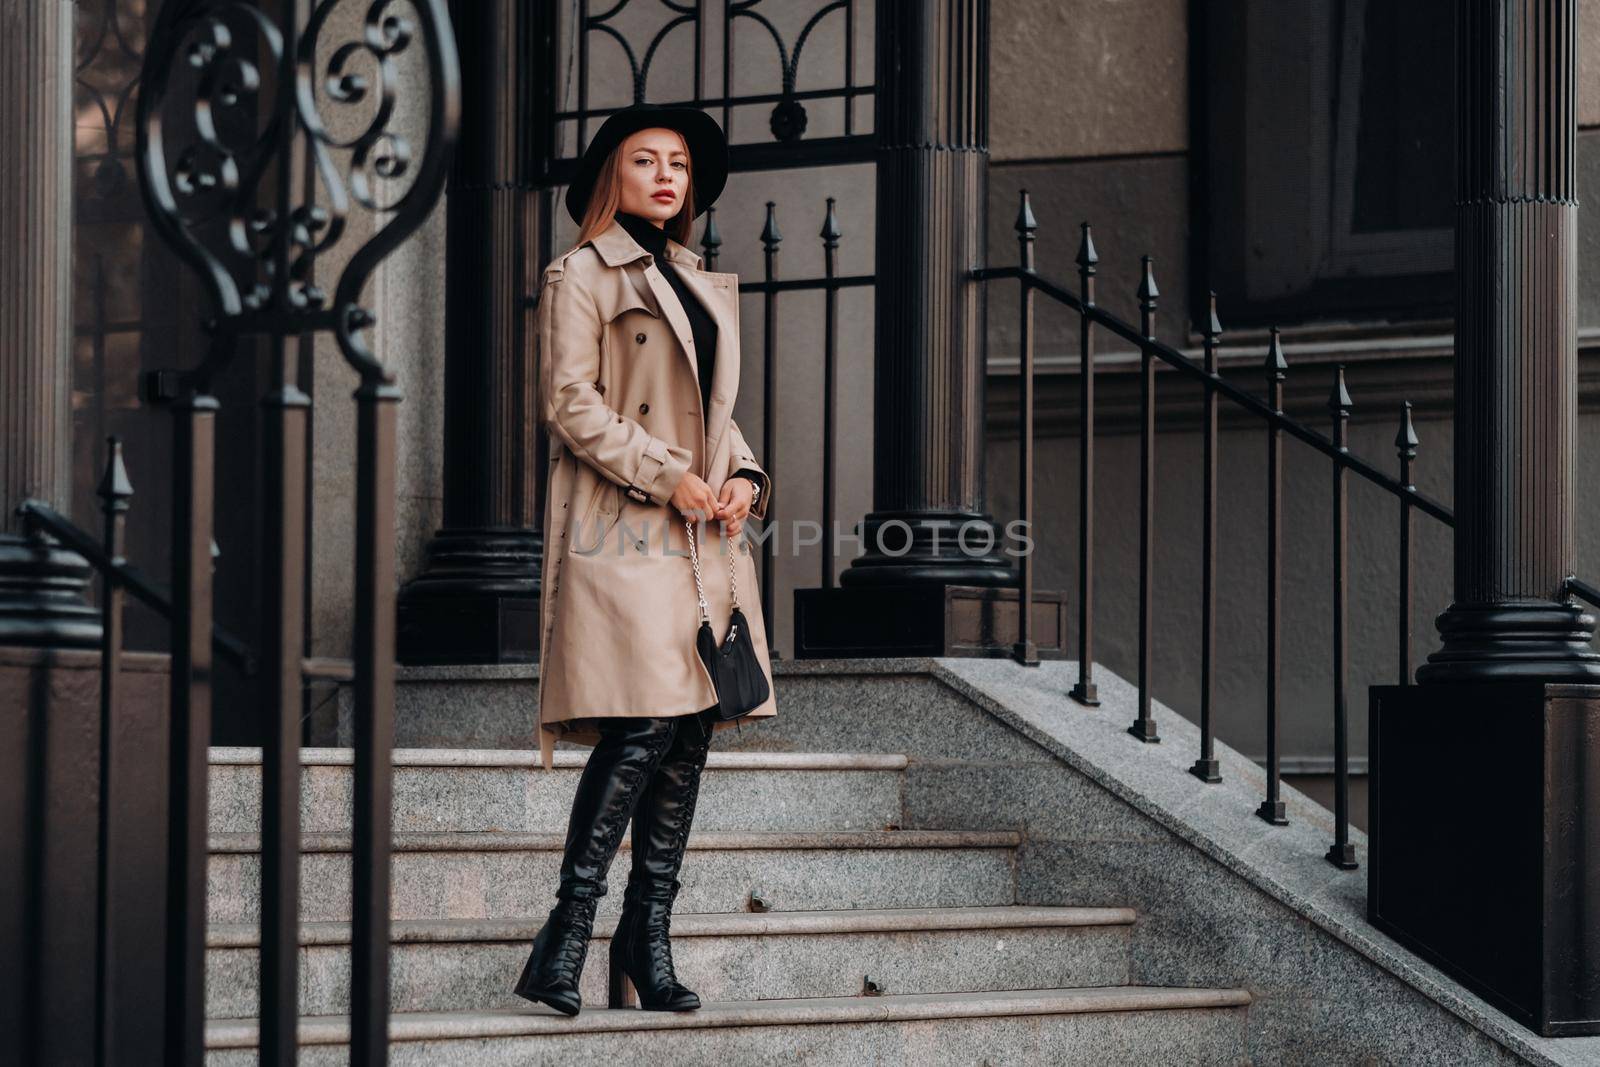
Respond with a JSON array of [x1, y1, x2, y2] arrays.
[[571, 128, 699, 252]]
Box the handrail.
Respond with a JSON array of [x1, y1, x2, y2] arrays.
[[17, 499, 259, 676], [1568, 576, 1600, 611], [973, 195, 1600, 876], [972, 263, 1458, 527]]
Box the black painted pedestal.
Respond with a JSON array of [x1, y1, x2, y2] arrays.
[[1369, 683, 1600, 1036], [793, 584, 1067, 659]]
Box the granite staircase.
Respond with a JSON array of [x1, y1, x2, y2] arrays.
[[201, 742, 1251, 1064]]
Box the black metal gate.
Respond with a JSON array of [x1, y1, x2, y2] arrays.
[[14, 1, 462, 1062]]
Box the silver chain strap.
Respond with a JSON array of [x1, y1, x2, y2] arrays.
[[683, 515, 742, 624]]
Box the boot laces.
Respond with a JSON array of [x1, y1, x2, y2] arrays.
[[645, 907, 678, 982], [550, 898, 597, 980]]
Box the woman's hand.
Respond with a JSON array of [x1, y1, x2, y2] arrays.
[[670, 472, 725, 527], [717, 477, 754, 539]]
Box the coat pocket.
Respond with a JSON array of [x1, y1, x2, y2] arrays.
[[577, 479, 623, 547]]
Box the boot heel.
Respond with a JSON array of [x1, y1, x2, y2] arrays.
[[607, 936, 637, 1008]]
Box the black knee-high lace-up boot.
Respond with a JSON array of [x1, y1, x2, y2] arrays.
[[513, 716, 678, 1015], [608, 709, 715, 1010]]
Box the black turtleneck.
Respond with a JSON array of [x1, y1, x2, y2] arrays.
[[614, 210, 763, 496], [614, 210, 717, 418]]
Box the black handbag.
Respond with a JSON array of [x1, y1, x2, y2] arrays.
[[684, 516, 770, 722]]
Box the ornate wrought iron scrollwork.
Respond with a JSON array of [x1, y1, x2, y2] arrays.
[[75, 0, 148, 201], [560, 0, 862, 165], [732, 0, 851, 142], [588, 0, 697, 103], [135, 0, 461, 383]]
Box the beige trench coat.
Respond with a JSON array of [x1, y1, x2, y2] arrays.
[[534, 215, 778, 770]]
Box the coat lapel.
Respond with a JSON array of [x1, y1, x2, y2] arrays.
[[590, 217, 740, 468], [638, 261, 703, 407], [671, 266, 739, 457]]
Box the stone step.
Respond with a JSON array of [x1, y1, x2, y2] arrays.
[[206, 986, 1252, 1065], [207, 829, 1022, 924], [209, 748, 909, 835], [205, 905, 1136, 1018]]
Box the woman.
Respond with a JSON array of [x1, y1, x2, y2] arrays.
[[514, 103, 778, 1017]]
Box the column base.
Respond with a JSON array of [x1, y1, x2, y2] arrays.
[[1414, 601, 1600, 682], [0, 534, 100, 649], [837, 511, 1017, 588], [793, 583, 1067, 659], [396, 528, 540, 664], [1370, 682, 1600, 1036]]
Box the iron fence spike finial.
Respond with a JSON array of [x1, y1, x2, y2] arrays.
[[1206, 290, 1222, 339], [1137, 255, 1158, 303], [1329, 363, 1353, 415], [1015, 190, 1036, 237], [701, 205, 721, 257], [1265, 326, 1288, 381], [97, 436, 134, 505], [761, 202, 782, 250], [1396, 399, 1419, 456], [1075, 221, 1097, 270], [820, 197, 841, 244]]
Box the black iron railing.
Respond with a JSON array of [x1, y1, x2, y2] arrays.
[[974, 188, 1465, 869], [19, 441, 234, 1067], [128, 2, 460, 1063], [20, 492, 258, 680], [692, 198, 872, 651]]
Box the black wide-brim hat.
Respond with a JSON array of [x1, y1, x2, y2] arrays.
[[564, 103, 729, 226]]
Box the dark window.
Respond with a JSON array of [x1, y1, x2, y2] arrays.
[[1198, 0, 1454, 329]]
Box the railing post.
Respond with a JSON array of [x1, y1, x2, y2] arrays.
[[1396, 402, 1418, 685], [760, 203, 781, 648], [164, 392, 218, 1066], [1129, 256, 1161, 743], [259, 358, 309, 1065], [1257, 329, 1288, 825], [1191, 295, 1223, 782], [1327, 366, 1357, 869], [700, 204, 722, 272], [1013, 191, 1039, 665], [821, 198, 841, 591], [94, 438, 132, 1067], [1069, 223, 1099, 704], [350, 381, 400, 1066]]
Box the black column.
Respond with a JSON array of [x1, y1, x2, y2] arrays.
[[0, 0, 97, 649], [838, 0, 1011, 588], [1416, 0, 1600, 682], [1370, 2, 1600, 1037], [397, 0, 548, 663]]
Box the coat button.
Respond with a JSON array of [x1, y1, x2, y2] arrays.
[[639, 402, 649, 414], [635, 332, 647, 344]]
